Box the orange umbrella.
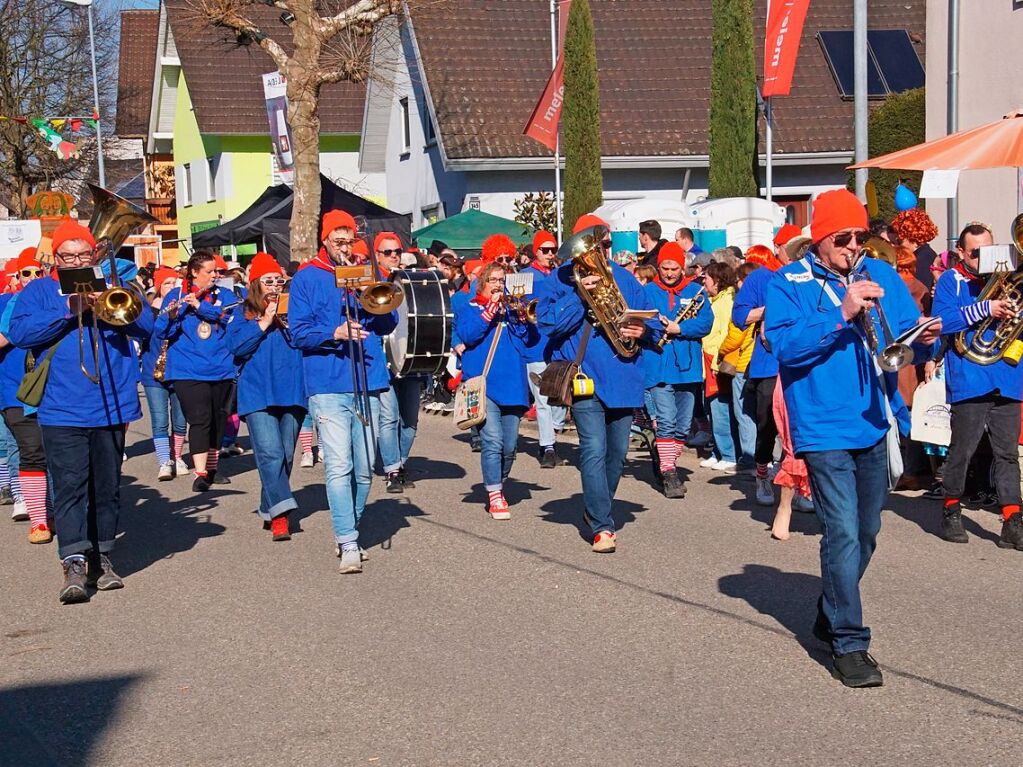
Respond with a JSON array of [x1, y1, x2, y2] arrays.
[[849, 109, 1023, 171]]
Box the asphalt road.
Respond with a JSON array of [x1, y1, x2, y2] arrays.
[[1, 409, 1021, 766]]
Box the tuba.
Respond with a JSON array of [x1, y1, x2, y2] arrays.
[[952, 213, 1023, 365], [560, 225, 638, 358]]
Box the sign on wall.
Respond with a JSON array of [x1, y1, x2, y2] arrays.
[[0, 219, 42, 261]]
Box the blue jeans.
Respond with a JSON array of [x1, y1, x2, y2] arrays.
[[571, 397, 633, 536], [526, 361, 566, 448], [0, 414, 19, 482], [246, 406, 303, 520], [731, 372, 756, 466], [144, 384, 186, 438], [378, 377, 423, 473], [802, 437, 889, 655], [310, 392, 380, 546], [647, 382, 700, 440], [41, 425, 125, 560], [709, 392, 738, 463], [479, 398, 523, 490]]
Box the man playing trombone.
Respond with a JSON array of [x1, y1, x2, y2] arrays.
[[288, 210, 398, 574], [764, 189, 942, 688]]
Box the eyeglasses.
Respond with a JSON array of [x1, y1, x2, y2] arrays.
[[377, 248, 402, 257], [20, 269, 41, 278], [260, 277, 287, 286], [485, 277, 505, 284], [327, 238, 355, 248], [832, 230, 869, 248], [55, 250, 94, 264], [538, 246, 557, 254]]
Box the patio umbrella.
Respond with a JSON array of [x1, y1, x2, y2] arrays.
[[849, 109, 1023, 171]]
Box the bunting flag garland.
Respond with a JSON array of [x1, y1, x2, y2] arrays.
[[0, 112, 99, 160]]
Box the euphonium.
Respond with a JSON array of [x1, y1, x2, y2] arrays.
[[559, 225, 638, 358], [88, 183, 155, 326], [952, 214, 1023, 365]]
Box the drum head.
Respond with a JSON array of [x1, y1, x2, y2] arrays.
[[385, 269, 452, 377]]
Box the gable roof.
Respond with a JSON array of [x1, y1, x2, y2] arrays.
[[163, 0, 365, 136], [115, 9, 160, 138], [407, 0, 926, 162]]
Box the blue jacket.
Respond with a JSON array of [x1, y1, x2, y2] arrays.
[[454, 299, 536, 407], [732, 266, 779, 379], [519, 264, 555, 363], [224, 306, 307, 416], [153, 286, 238, 382], [0, 294, 30, 410], [933, 268, 1023, 403], [536, 261, 662, 409], [450, 290, 471, 350], [288, 264, 398, 397], [764, 255, 927, 453], [8, 276, 153, 427], [641, 281, 714, 387], [138, 306, 165, 388]]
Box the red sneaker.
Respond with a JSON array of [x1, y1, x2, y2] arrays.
[[525, 405, 537, 421], [488, 495, 511, 520], [28, 522, 53, 544], [592, 530, 616, 553], [270, 515, 291, 541]]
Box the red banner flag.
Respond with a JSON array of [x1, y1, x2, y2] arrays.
[[762, 0, 811, 98], [523, 0, 573, 151]]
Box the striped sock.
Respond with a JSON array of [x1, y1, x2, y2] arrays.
[[487, 489, 505, 507], [207, 448, 220, 473], [299, 429, 314, 455], [656, 438, 676, 472], [1002, 504, 1019, 521], [20, 470, 47, 525], [173, 434, 186, 462], [153, 436, 171, 465], [0, 462, 9, 489], [11, 468, 21, 499], [756, 463, 769, 480]]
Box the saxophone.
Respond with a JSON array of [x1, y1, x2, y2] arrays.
[[153, 340, 169, 382], [560, 225, 638, 358], [656, 286, 707, 349]]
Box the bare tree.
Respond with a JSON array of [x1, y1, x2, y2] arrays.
[[0, 0, 116, 216], [189, 0, 404, 258]]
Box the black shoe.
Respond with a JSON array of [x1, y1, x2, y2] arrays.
[[209, 470, 231, 485], [385, 471, 403, 494], [86, 553, 124, 591], [921, 481, 945, 500], [0, 485, 13, 505], [662, 470, 686, 499], [539, 448, 557, 469], [831, 650, 884, 688], [812, 598, 833, 645], [192, 474, 211, 492], [997, 511, 1023, 550], [59, 556, 90, 604], [470, 438, 482, 453], [398, 467, 415, 489], [940, 502, 969, 544]]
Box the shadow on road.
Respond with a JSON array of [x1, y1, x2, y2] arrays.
[[360, 496, 427, 551], [537, 493, 648, 541], [884, 492, 1003, 545], [0, 673, 143, 767]]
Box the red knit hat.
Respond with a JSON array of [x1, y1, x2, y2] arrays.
[[4, 260, 19, 276], [15, 247, 40, 271], [481, 234, 517, 263], [773, 223, 802, 246], [532, 230, 556, 253], [373, 231, 401, 253], [320, 209, 358, 241], [352, 240, 369, 258], [463, 258, 484, 277], [656, 241, 687, 267], [249, 252, 284, 282], [50, 219, 96, 254], [810, 189, 868, 243], [213, 255, 228, 270], [153, 266, 179, 289], [573, 214, 609, 235]]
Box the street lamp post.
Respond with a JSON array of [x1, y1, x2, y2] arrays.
[[58, 0, 105, 188]]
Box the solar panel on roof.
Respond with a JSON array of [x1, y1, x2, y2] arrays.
[[818, 31, 886, 99], [868, 30, 926, 93]]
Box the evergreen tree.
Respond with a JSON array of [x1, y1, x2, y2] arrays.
[[708, 0, 759, 198], [562, 0, 603, 231]]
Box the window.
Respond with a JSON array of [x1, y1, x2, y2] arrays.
[[421, 203, 442, 227], [205, 157, 217, 202], [399, 97, 411, 154], [817, 30, 924, 99], [181, 163, 192, 206]]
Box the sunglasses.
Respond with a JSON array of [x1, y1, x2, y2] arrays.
[[538, 246, 557, 254], [260, 277, 287, 286], [20, 269, 41, 278], [495, 256, 514, 264], [832, 230, 869, 248], [378, 248, 402, 256]]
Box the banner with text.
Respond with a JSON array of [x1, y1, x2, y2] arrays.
[[262, 72, 295, 185], [762, 0, 812, 98], [523, 0, 573, 151]]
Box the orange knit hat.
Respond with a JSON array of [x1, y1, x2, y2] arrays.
[[573, 214, 609, 235], [320, 210, 357, 241], [810, 189, 868, 243], [656, 242, 687, 267], [248, 252, 284, 282], [51, 219, 96, 254]]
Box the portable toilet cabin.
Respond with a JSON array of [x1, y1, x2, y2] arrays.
[[688, 197, 787, 252], [591, 199, 696, 255]]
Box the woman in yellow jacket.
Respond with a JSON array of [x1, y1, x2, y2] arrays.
[[715, 261, 761, 469], [699, 261, 740, 471]]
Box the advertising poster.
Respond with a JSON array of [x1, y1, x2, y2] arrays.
[[262, 72, 295, 186]]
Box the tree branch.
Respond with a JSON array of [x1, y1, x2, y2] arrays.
[[317, 0, 400, 40], [186, 0, 290, 69]]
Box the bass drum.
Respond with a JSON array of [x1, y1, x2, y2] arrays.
[[386, 269, 453, 377]]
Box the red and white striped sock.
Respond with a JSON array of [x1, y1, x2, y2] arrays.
[[656, 438, 676, 473], [487, 489, 505, 507], [299, 430, 314, 455], [674, 438, 686, 458], [206, 449, 220, 473], [173, 434, 186, 462], [20, 470, 47, 526]]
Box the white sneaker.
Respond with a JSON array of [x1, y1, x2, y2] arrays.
[[338, 547, 363, 574], [10, 499, 28, 521], [793, 494, 816, 513], [715, 461, 738, 474], [699, 456, 720, 469], [300, 451, 314, 469], [158, 461, 175, 481], [175, 458, 189, 476], [755, 478, 775, 506], [688, 431, 711, 448]]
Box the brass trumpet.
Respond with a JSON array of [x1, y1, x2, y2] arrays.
[[849, 251, 912, 372], [504, 285, 538, 324]]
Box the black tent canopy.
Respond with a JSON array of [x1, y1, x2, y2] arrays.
[[191, 174, 411, 262]]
